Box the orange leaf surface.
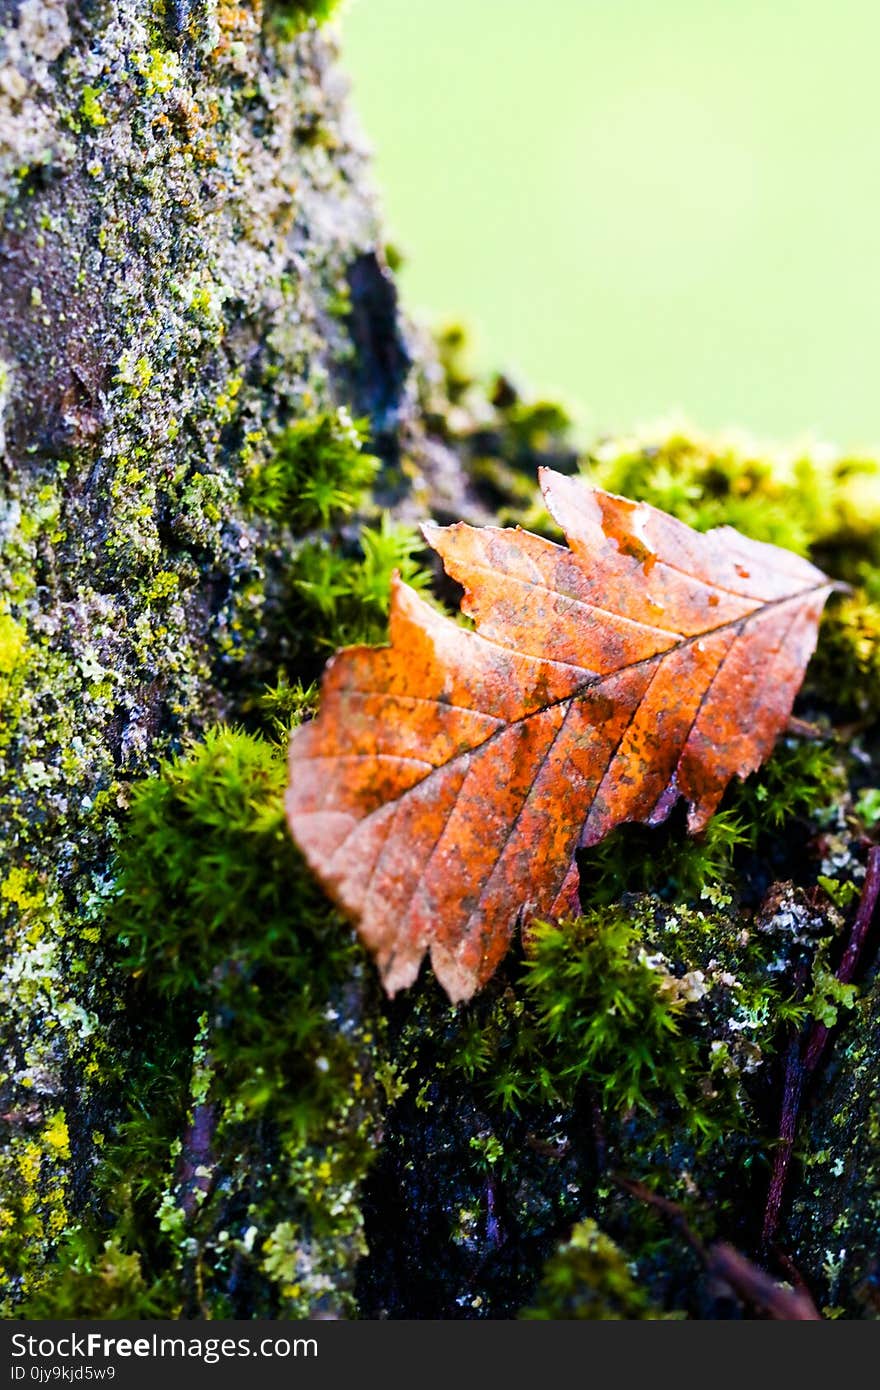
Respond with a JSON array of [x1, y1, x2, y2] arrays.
[[286, 470, 834, 1002]]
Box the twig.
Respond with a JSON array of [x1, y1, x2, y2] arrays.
[[707, 1243, 821, 1320], [614, 1175, 821, 1319], [837, 846, 880, 980], [783, 716, 832, 742], [761, 1038, 806, 1247], [613, 1174, 706, 1258]]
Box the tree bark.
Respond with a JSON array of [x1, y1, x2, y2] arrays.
[[0, 0, 427, 1312]]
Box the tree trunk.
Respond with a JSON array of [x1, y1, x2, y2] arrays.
[[0, 0, 428, 1313]]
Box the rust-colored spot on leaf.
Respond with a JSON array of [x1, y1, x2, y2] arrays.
[[286, 471, 834, 1002]]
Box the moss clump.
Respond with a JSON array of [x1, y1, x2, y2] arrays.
[[583, 809, 751, 907], [291, 513, 434, 650], [26, 722, 385, 1319], [268, 1, 342, 40], [243, 409, 378, 530], [437, 894, 797, 1144], [20, 1236, 167, 1320], [523, 1218, 669, 1320], [584, 428, 880, 566], [811, 592, 880, 723], [117, 726, 299, 992], [114, 722, 371, 1140], [523, 913, 734, 1125]]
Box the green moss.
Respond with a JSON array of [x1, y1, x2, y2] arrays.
[[581, 740, 843, 907], [582, 809, 750, 906], [115, 727, 292, 992], [292, 514, 434, 649], [400, 888, 796, 1149], [523, 1218, 669, 1320], [113, 724, 371, 1135], [584, 428, 880, 571], [19, 1235, 170, 1320], [731, 738, 845, 830], [257, 676, 319, 740], [811, 591, 880, 722], [243, 409, 378, 529], [80, 87, 108, 129], [365, 875, 810, 1312], [40, 722, 388, 1318], [268, 2, 343, 40], [522, 912, 722, 1122]]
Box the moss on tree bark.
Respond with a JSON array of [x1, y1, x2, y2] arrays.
[[0, 0, 419, 1311]]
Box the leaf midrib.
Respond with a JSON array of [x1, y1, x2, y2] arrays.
[[303, 578, 831, 831], [300, 579, 830, 966]]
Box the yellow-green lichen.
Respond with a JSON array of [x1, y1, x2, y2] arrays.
[[133, 49, 182, 97], [79, 86, 107, 128]]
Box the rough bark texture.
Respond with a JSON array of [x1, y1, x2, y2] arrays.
[[0, 0, 422, 1310], [1, 0, 879, 1323]]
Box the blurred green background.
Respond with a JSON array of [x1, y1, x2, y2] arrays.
[[343, 0, 880, 449]]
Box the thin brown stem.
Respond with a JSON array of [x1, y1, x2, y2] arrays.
[[612, 1174, 706, 1258], [761, 1038, 806, 1246], [783, 715, 832, 742], [707, 1244, 821, 1320], [615, 1174, 822, 1319]]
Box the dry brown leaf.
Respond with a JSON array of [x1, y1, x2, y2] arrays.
[[286, 470, 833, 1001]]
